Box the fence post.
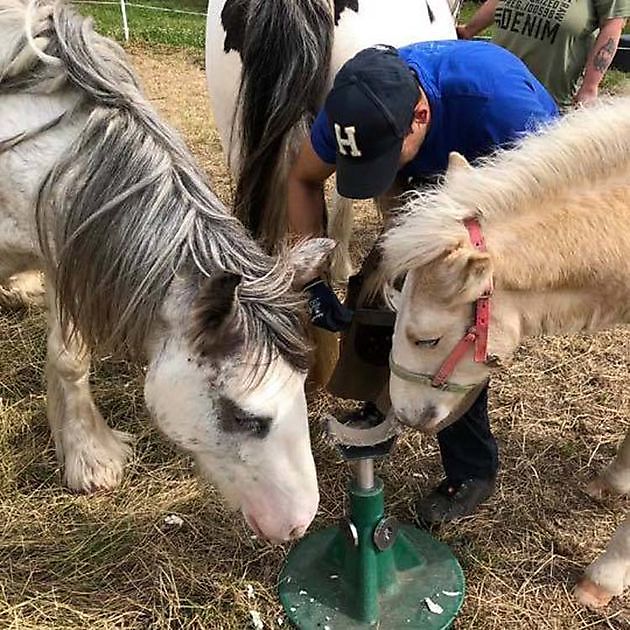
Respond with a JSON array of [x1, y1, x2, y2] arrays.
[[119, 0, 129, 41]]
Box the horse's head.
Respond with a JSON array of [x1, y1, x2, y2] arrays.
[[143, 239, 334, 543], [384, 154, 523, 433], [389, 251, 494, 433]]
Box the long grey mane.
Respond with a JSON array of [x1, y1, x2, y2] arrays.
[[0, 0, 309, 370]]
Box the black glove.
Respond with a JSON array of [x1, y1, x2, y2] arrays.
[[304, 279, 354, 332]]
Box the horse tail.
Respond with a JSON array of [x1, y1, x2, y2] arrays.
[[233, 0, 333, 251]]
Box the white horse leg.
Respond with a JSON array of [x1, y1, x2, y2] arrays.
[[328, 190, 354, 285], [574, 430, 630, 607], [586, 430, 630, 498], [46, 289, 132, 492], [0, 271, 46, 309], [574, 513, 630, 608]]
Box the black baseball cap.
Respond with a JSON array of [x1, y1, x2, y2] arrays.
[[324, 45, 420, 199]]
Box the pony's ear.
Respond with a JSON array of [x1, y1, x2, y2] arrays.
[[437, 243, 492, 303], [289, 237, 337, 287], [383, 284, 402, 312], [189, 271, 243, 356], [445, 152, 472, 183], [447, 151, 472, 172]]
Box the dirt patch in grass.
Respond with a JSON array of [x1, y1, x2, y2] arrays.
[[0, 45, 628, 630]]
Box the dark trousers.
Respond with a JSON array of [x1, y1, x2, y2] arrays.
[[437, 384, 499, 484]]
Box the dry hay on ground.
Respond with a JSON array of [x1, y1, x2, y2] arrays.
[[0, 45, 628, 630]]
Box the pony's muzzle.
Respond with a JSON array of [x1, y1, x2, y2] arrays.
[[396, 405, 438, 430], [403, 379, 490, 435]]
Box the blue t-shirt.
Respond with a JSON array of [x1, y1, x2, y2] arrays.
[[311, 40, 559, 180]]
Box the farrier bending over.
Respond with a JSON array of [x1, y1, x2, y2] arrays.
[[288, 41, 558, 523]]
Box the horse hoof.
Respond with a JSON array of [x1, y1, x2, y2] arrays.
[[0, 271, 46, 310], [573, 577, 613, 608], [62, 429, 134, 493]]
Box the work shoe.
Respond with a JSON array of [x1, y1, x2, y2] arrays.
[[416, 477, 496, 525]]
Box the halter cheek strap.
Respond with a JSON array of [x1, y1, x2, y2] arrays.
[[430, 327, 478, 388], [390, 217, 493, 392], [465, 217, 492, 364], [430, 217, 492, 387]]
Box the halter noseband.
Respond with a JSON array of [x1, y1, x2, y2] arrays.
[[389, 217, 493, 394]]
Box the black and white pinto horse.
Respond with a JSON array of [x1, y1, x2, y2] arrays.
[[206, 0, 459, 281], [0, 0, 335, 543]]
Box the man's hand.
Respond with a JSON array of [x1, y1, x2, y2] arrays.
[[456, 24, 472, 39], [304, 279, 353, 333], [574, 83, 598, 106]]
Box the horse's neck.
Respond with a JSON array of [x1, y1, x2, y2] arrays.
[[0, 90, 86, 250], [0, 89, 83, 142], [495, 288, 630, 339], [486, 175, 630, 336]]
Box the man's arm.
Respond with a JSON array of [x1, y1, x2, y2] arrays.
[[575, 17, 627, 105], [457, 0, 498, 39], [288, 138, 353, 333], [287, 137, 335, 238]]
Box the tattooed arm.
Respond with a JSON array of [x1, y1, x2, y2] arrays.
[[575, 17, 627, 105]]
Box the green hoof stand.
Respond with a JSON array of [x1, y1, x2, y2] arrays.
[[279, 477, 465, 629]]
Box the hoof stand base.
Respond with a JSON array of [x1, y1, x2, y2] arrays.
[[279, 478, 465, 629]]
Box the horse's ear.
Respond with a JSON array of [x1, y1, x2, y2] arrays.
[[437, 243, 492, 303], [189, 271, 243, 356], [445, 152, 472, 182], [447, 152, 471, 172], [289, 237, 337, 287]]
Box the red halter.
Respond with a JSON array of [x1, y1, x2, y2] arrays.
[[430, 217, 492, 388]]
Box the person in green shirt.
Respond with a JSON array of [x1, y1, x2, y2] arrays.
[[458, 0, 629, 107]]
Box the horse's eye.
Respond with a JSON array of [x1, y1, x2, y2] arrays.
[[414, 338, 440, 348], [234, 413, 271, 438], [219, 397, 272, 439]]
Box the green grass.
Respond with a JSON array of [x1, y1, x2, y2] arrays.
[[78, 0, 629, 52], [603, 68, 629, 93], [76, 0, 207, 48]]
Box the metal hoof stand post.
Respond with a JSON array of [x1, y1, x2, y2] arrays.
[[279, 416, 465, 629]]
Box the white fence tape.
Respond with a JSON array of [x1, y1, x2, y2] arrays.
[[70, 0, 630, 71], [72, 0, 207, 41]]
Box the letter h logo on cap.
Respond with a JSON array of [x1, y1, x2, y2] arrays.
[[334, 123, 362, 157]]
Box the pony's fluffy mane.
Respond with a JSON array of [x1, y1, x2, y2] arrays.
[[383, 94, 630, 279], [0, 0, 309, 370]]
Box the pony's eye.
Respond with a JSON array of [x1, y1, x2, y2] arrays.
[[234, 413, 271, 438], [414, 338, 440, 348], [219, 397, 272, 439]]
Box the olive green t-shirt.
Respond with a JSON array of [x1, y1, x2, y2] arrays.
[[492, 0, 630, 106]]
